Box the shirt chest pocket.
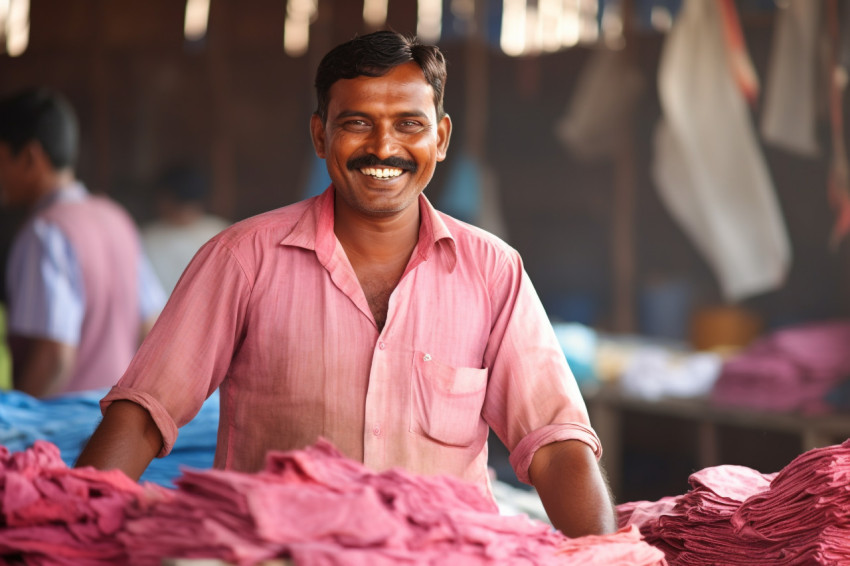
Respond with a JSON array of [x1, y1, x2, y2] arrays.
[[409, 351, 488, 447]]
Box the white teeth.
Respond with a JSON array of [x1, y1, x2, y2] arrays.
[[360, 167, 403, 179]]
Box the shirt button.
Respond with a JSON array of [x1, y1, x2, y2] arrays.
[[372, 425, 382, 437], [378, 342, 386, 350]]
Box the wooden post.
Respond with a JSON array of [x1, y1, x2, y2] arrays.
[[611, 0, 637, 333], [206, 0, 237, 219], [91, 0, 111, 195], [466, 0, 488, 163]]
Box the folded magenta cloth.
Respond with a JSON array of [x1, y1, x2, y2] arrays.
[[619, 439, 850, 566], [0, 438, 666, 566], [711, 319, 850, 413]]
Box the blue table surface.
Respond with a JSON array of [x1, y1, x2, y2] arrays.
[[0, 388, 219, 487]]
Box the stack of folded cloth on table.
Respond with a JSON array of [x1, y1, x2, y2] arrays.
[[618, 439, 850, 565], [711, 320, 850, 413], [0, 441, 152, 565], [0, 438, 666, 566]]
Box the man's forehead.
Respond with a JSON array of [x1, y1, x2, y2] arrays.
[[326, 66, 437, 117]]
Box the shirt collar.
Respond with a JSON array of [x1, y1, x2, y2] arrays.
[[280, 184, 458, 272]]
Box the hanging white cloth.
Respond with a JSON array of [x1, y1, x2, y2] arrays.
[[555, 46, 646, 161], [760, 0, 822, 157], [652, 0, 791, 302]]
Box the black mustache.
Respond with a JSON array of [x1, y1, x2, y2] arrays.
[[347, 155, 417, 172]]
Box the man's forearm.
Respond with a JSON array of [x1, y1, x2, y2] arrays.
[[528, 439, 617, 537], [75, 400, 163, 481]]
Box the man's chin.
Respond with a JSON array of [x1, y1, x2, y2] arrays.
[[357, 205, 406, 218]]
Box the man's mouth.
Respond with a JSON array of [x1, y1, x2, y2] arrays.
[[359, 167, 404, 179], [347, 155, 416, 179]]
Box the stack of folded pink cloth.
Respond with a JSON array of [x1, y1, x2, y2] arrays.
[[711, 320, 850, 413], [0, 439, 666, 566], [619, 440, 850, 565], [0, 441, 155, 565]]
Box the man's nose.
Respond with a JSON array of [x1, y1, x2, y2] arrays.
[[364, 123, 400, 159]]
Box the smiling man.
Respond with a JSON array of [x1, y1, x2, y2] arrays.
[[76, 31, 616, 537]]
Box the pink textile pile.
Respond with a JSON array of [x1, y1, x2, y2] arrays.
[[711, 319, 850, 413], [119, 439, 666, 565], [0, 438, 667, 566], [731, 440, 850, 564], [618, 440, 850, 565], [0, 440, 155, 565]]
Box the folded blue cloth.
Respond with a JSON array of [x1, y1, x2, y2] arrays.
[[0, 388, 219, 487]]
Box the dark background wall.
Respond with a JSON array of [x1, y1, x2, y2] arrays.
[[2, 0, 849, 340]]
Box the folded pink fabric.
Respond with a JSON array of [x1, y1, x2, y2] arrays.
[[0, 440, 151, 565], [119, 439, 666, 565], [711, 320, 850, 413], [618, 440, 850, 565], [0, 439, 667, 566]]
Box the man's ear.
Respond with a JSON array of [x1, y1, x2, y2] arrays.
[[19, 141, 42, 169], [435, 114, 452, 162], [310, 114, 327, 159]]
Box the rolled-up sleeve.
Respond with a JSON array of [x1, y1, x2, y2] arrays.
[[481, 251, 602, 485], [100, 387, 179, 458], [509, 423, 602, 485], [101, 237, 251, 457]]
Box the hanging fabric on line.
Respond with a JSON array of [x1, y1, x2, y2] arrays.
[[826, 0, 850, 248], [760, 0, 821, 157], [651, 0, 791, 302], [555, 46, 646, 162]]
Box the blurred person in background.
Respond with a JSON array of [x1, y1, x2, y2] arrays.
[[142, 163, 230, 296], [0, 87, 166, 398]]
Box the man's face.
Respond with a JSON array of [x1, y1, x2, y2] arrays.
[[0, 142, 32, 208], [310, 62, 451, 219]]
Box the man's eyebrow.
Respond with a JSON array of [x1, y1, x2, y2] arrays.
[[396, 110, 432, 120], [333, 109, 432, 120], [334, 110, 368, 120]]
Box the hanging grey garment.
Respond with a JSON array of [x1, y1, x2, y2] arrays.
[[652, 0, 791, 302], [760, 0, 822, 157]]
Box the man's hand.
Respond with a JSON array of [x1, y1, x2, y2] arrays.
[[75, 400, 163, 481], [528, 439, 617, 537]]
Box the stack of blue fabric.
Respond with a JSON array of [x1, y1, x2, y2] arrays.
[[0, 388, 219, 487]]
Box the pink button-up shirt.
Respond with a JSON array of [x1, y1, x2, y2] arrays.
[[102, 186, 600, 500]]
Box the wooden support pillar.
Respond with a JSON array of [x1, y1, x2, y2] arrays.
[[466, 0, 489, 163], [610, 0, 637, 334], [90, 0, 111, 195], [206, 0, 237, 219]]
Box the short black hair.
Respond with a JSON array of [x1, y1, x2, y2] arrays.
[[0, 87, 79, 170], [314, 30, 448, 123], [155, 163, 210, 204]]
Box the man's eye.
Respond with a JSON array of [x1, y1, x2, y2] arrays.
[[398, 121, 425, 132], [343, 120, 370, 131]]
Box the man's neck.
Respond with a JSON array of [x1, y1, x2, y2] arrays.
[[27, 169, 76, 211], [333, 202, 421, 265], [333, 201, 422, 330]]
